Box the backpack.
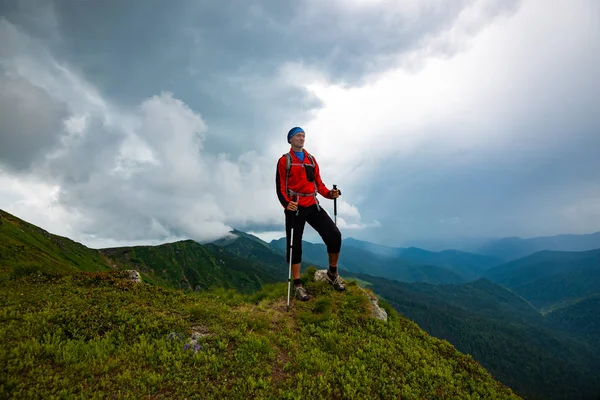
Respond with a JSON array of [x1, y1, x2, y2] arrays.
[[284, 152, 315, 178], [283, 152, 320, 206]]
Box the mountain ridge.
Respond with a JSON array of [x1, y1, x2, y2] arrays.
[[0, 209, 522, 399], [476, 231, 600, 261], [271, 237, 469, 284], [3, 208, 600, 399], [484, 249, 600, 310]]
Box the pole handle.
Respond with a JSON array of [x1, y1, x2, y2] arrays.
[[292, 194, 299, 216]]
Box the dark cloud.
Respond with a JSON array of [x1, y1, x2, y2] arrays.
[[3, 0, 597, 249], [0, 71, 68, 171], [354, 119, 600, 245], [2, 0, 521, 158]]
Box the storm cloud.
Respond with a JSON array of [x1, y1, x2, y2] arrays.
[[0, 0, 598, 249]]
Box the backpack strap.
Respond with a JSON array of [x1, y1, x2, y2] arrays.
[[285, 151, 315, 172], [285, 153, 292, 174], [284, 153, 292, 198]]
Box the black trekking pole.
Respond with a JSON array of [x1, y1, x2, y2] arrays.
[[333, 184, 341, 226], [286, 196, 299, 312]]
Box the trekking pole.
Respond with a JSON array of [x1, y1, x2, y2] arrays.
[[286, 227, 294, 312], [333, 184, 339, 226], [286, 196, 299, 312]]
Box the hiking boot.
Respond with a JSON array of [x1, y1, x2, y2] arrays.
[[295, 286, 310, 301], [326, 272, 346, 292]]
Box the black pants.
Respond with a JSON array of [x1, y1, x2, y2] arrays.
[[285, 204, 341, 264]]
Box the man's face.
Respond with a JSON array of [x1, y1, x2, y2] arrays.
[[290, 132, 305, 148]]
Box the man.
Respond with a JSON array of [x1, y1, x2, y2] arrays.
[[276, 126, 345, 301]]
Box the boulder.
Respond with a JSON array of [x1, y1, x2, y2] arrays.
[[125, 270, 142, 283]]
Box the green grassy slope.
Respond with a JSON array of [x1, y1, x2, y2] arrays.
[[0, 209, 111, 277], [0, 268, 521, 400], [0, 209, 286, 294], [101, 239, 286, 294]]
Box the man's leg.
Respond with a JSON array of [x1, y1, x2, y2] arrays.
[[328, 252, 340, 276], [291, 263, 301, 281], [307, 206, 344, 291], [286, 209, 309, 300]]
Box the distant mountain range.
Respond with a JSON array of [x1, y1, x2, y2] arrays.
[[270, 237, 468, 284], [392, 231, 600, 259], [342, 237, 502, 279], [269, 232, 600, 286], [476, 232, 600, 262], [484, 249, 600, 311], [270, 237, 505, 284]]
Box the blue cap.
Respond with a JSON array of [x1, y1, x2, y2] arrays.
[[287, 127, 304, 143]]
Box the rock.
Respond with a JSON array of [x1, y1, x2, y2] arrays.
[[314, 269, 333, 283], [125, 270, 142, 283], [313, 269, 387, 322], [365, 291, 388, 321]]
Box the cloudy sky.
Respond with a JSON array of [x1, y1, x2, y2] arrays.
[[1, 0, 598, 250]]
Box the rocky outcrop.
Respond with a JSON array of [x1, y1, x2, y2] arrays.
[[364, 290, 388, 321], [125, 270, 142, 283]]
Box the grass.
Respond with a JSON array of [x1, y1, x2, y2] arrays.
[[343, 276, 373, 288], [1, 209, 521, 398], [0, 210, 111, 278], [1, 209, 283, 294], [0, 267, 521, 399]]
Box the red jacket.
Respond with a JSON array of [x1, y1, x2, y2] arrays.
[[276, 148, 332, 208]]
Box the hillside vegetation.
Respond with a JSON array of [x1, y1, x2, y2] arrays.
[[0, 209, 520, 399], [546, 293, 600, 347], [350, 273, 600, 400], [1, 209, 285, 294], [0, 210, 111, 276], [0, 268, 520, 399], [101, 238, 285, 293], [10, 209, 600, 399], [485, 249, 600, 310]]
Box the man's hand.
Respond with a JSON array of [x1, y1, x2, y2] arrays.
[[330, 189, 341, 199], [286, 200, 298, 211]]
